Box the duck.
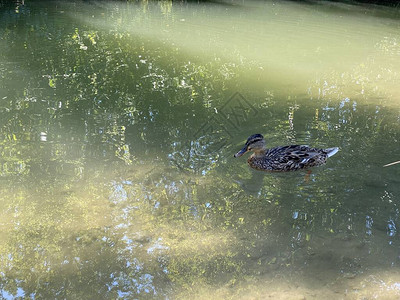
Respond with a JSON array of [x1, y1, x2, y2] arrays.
[[234, 134, 339, 172]]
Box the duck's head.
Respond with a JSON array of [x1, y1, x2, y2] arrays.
[[234, 134, 266, 158]]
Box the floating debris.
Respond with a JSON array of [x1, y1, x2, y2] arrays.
[[383, 161, 400, 167]]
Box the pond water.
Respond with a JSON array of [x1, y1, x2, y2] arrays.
[[0, 0, 400, 298]]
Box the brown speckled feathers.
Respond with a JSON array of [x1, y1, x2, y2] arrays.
[[234, 134, 338, 172]]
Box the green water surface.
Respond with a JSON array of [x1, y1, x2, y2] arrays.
[[0, 1, 400, 299]]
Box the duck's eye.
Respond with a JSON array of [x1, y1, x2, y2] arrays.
[[248, 147, 252, 151]]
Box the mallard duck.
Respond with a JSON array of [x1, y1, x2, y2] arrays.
[[234, 134, 339, 172]]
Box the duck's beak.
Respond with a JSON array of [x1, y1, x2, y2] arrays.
[[234, 146, 248, 158]]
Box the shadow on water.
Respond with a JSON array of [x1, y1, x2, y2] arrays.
[[0, 0, 400, 299]]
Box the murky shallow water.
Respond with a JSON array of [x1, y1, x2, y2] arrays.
[[0, 0, 400, 299]]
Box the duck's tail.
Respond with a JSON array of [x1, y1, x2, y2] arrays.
[[325, 147, 339, 158]]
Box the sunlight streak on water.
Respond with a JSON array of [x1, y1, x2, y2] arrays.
[[78, 0, 400, 105]]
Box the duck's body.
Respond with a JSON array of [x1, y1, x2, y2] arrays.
[[234, 134, 338, 172]]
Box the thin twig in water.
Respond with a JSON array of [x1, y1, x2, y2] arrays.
[[383, 161, 400, 167]]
